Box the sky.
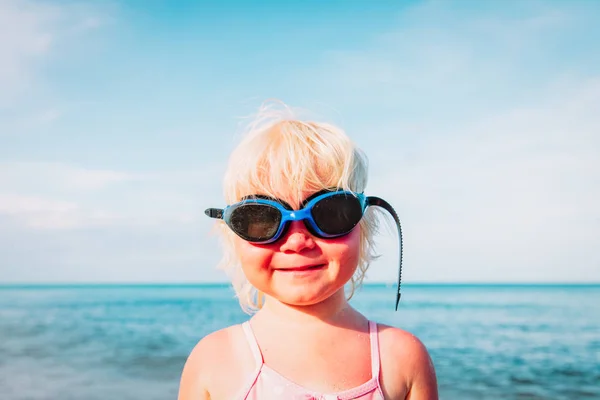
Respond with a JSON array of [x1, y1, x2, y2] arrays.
[[1, 0, 599, 284]]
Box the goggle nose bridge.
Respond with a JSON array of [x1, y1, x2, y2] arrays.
[[280, 207, 313, 224]]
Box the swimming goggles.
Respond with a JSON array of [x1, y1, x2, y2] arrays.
[[205, 189, 404, 310]]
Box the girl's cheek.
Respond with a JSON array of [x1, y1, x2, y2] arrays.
[[235, 239, 274, 270]]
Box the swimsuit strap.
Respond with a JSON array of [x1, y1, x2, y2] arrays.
[[368, 320, 381, 380], [241, 321, 264, 365]]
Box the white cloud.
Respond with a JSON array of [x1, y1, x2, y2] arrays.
[[298, 0, 593, 117], [0, 161, 224, 230], [34, 108, 62, 124], [0, 214, 223, 282], [365, 77, 600, 283], [0, 0, 109, 124], [0, 0, 57, 107], [0, 193, 117, 230], [0, 162, 136, 191], [0, 159, 226, 281]]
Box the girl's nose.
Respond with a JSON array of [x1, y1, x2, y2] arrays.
[[279, 221, 316, 252]]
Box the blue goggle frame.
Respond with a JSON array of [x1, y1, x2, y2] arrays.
[[229, 190, 368, 243]]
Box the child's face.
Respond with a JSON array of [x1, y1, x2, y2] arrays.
[[233, 189, 362, 308]]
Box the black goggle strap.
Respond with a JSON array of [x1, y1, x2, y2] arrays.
[[366, 196, 404, 311], [205, 208, 223, 219]]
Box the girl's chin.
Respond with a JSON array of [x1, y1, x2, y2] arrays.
[[269, 284, 345, 307]]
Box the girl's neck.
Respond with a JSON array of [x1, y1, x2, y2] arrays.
[[255, 289, 364, 329]]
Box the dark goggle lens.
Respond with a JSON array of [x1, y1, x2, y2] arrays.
[[311, 194, 363, 235], [229, 204, 281, 241]]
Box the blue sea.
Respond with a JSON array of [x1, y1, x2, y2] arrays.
[[1, 284, 599, 400]]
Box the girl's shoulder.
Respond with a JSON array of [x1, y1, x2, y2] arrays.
[[178, 324, 255, 400], [375, 323, 439, 399]]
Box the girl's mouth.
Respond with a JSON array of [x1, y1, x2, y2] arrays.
[[277, 264, 326, 272]]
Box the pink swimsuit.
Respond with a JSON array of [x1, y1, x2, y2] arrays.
[[237, 320, 386, 400]]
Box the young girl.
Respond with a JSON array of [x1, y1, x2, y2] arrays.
[[179, 102, 438, 400]]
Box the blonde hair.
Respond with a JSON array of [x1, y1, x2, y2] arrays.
[[214, 101, 380, 314]]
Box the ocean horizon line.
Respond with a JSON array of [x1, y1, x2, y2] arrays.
[[1, 282, 599, 289]]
